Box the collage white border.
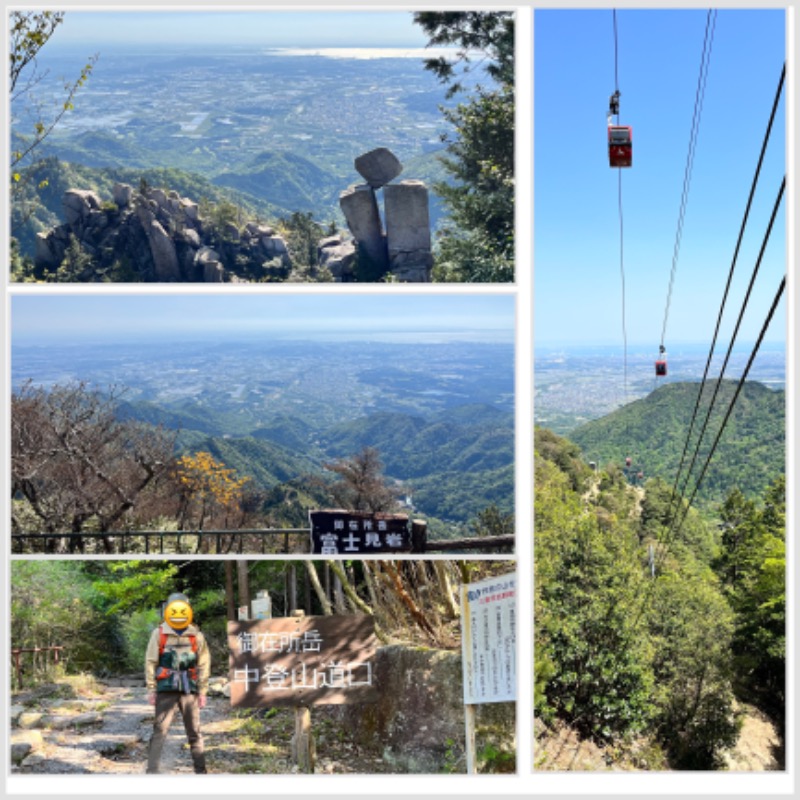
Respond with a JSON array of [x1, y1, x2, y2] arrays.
[[1, 1, 795, 798]]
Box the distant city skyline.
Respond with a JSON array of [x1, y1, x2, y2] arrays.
[[11, 294, 515, 345]]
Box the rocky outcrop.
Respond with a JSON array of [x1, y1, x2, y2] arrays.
[[33, 148, 434, 283], [326, 645, 515, 773], [339, 147, 433, 282], [33, 183, 292, 283]]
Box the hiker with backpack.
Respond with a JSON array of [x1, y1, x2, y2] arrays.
[[144, 592, 211, 774]]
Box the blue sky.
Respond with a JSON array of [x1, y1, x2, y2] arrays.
[[534, 9, 785, 348], [11, 294, 515, 345], [40, 11, 429, 51]]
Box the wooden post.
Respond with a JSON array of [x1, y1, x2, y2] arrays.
[[465, 703, 477, 774], [289, 609, 314, 772], [13, 650, 23, 689], [411, 519, 428, 553], [288, 564, 297, 613], [293, 706, 314, 773]]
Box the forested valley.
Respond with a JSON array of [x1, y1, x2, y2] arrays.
[[11, 379, 514, 553], [534, 380, 785, 770]]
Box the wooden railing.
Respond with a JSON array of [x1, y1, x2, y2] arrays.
[[11, 528, 309, 555], [11, 527, 515, 555]]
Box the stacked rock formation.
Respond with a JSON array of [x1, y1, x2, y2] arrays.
[[338, 148, 433, 282]]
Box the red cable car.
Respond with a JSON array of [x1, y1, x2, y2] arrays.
[[655, 360, 667, 377], [625, 456, 632, 468], [608, 125, 633, 168]]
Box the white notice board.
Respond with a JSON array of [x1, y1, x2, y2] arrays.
[[460, 572, 516, 704]]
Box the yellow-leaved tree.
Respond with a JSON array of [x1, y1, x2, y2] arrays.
[[173, 451, 251, 531]]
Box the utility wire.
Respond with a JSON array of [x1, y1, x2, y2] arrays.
[[653, 274, 785, 576], [659, 10, 717, 350], [654, 178, 785, 563], [629, 273, 785, 641], [659, 64, 785, 528], [613, 9, 620, 94], [619, 168, 629, 415], [661, 177, 785, 534], [612, 10, 629, 419]]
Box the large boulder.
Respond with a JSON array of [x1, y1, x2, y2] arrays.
[[195, 245, 220, 266], [355, 147, 403, 188], [318, 236, 356, 281], [260, 234, 289, 260], [326, 645, 514, 773], [384, 180, 433, 282], [62, 189, 102, 227], [112, 183, 134, 208], [339, 184, 388, 275], [34, 231, 62, 271], [11, 730, 44, 765], [203, 260, 226, 282], [145, 219, 181, 281]]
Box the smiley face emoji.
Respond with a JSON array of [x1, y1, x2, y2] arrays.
[[164, 596, 193, 630]]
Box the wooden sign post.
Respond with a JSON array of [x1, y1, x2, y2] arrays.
[[228, 612, 378, 773]]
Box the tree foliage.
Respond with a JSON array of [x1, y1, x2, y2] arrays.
[[173, 451, 252, 531], [11, 381, 176, 551], [414, 11, 514, 282], [535, 426, 766, 768], [10, 12, 96, 177], [324, 447, 399, 512], [715, 477, 785, 721]]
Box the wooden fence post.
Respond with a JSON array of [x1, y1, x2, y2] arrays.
[[411, 519, 428, 553]]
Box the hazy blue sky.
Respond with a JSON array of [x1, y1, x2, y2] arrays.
[[40, 11, 430, 51], [11, 294, 515, 345], [535, 9, 785, 348]]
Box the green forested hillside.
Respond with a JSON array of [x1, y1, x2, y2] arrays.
[[112, 399, 513, 527], [322, 405, 514, 478], [570, 380, 784, 504], [213, 150, 341, 217], [176, 434, 319, 490], [534, 426, 785, 769]]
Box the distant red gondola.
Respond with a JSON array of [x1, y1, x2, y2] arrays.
[[608, 125, 633, 168], [655, 360, 667, 377], [625, 456, 632, 468]]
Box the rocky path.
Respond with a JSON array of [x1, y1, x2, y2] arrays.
[[11, 676, 391, 775], [11, 677, 231, 774]]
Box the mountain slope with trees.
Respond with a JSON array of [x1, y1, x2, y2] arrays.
[[570, 380, 784, 504], [534, 422, 785, 769]]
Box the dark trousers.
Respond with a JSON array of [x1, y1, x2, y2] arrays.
[[147, 691, 206, 774]]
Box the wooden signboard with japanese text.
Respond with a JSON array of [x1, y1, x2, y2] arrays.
[[228, 614, 378, 707], [309, 510, 411, 555]]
